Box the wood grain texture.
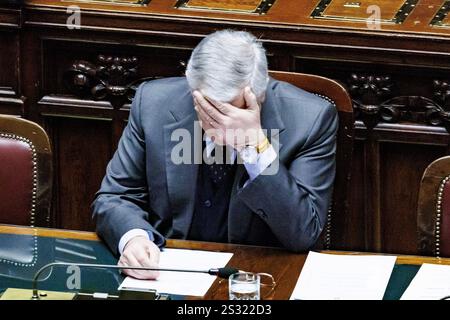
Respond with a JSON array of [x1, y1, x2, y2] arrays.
[[322, 0, 406, 20], [21, 0, 450, 37], [186, 0, 261, 11], [0, 224, 100, 240], [49, 117, 112, 230], [380, 143, 446, 254]]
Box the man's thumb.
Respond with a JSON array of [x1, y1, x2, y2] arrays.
[[244, 87, 259, 110]]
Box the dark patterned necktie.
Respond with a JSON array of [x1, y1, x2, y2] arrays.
[[207, 146, 235, 185]]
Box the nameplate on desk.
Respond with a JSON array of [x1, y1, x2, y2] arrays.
[[174, 0, 276, 15]]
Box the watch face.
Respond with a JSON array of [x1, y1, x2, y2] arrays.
[[241, 146, 258, 164]]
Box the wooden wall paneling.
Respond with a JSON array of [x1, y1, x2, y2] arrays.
[[0, 27, 22, 115], [0, 7, 21, 29], [338, 140, 366, 251], [20, 27, 41, 121], [363, 136, 382, 252], [380, 143, 448, 254], [46, 116, 112, 231], [292, 45, 450, 253], [0, 87, 23, 115]]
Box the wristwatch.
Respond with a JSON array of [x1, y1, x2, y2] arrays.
[[240, 137, 270, 164]]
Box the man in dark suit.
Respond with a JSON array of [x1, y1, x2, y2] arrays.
[[93, 30, 338, 279]]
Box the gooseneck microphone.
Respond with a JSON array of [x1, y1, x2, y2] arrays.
[[31, 262, 239, 300], [208, 267, 240, 278]]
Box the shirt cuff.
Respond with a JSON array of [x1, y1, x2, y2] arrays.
[[243, 144, 277, 181], [118, 229, 151, 255]]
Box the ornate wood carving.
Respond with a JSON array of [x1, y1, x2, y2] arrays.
[[433, 80, 450, 109], [433, 80, 450, 132], [63, 55, 141, 107], [348, 74, 450, 132], [64, 55, 188, 107], [348, 73, 393, 129]]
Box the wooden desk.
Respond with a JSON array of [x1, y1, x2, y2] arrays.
[[2, 224, 450, 300]]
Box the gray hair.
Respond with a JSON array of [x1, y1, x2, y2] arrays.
[[185, 30, 269, 103]]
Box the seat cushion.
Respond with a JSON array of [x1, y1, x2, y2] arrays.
[[0, 136, 33, 225]]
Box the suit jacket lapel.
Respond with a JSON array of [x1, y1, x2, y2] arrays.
[[260, 78, 286, 138], [228, 78, 286, 243], [164, 95, 201, 238]]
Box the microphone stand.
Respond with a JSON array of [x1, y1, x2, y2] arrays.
[[30, 262, 237, 300]]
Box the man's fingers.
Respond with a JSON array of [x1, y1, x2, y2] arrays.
[[195, 104, 219, 128], [207, 98, 231, 116], [120, 245, 159, 280], [118, 256, 128, 270], [148, 245, 161, 278], [127, 253, 158, 280], [118, 256, 139, 278], [148, 243, 161, 264], [193, 91, 226, 123], [137, 245, 160, 278], [122, 253, 145, 278]]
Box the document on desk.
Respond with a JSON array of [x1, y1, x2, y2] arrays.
[[290, 251, 397, 300], [401, 263, 450, 300], [118, 248, 233, 296]]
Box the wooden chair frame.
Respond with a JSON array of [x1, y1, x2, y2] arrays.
[[269, 71, 354, 249], [0, 115, 52, 227], [417, 155, 450, 257]]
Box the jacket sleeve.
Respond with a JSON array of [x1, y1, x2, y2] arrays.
[[237, 103, 338, 252], [92, 83, 164, 256]]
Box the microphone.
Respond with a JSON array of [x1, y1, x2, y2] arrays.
[[208, 267, 239, 278], [25, 262, 239, 300]]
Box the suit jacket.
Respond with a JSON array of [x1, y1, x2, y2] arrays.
[[92, 77, 338, 256]]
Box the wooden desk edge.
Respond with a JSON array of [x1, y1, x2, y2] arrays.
[[0, 224, 269, 252], [2, 225, 450, 266], [323, 250, 450, 266], [0, 224, 100, 241]]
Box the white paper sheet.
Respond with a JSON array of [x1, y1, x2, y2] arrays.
[[118, 248, 233, 296], [401, 263, 450, 300], [290, 251, 397, 300]]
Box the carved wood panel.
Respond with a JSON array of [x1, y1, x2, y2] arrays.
[[380, 143, 447, 254], [47, 117, 113, 231]]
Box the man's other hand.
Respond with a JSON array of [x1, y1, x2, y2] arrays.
[[118, 236, 160, 279]]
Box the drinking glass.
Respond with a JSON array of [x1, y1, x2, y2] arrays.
[[228, 272, 260, 300]]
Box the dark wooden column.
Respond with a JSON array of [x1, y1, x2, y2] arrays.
[[0, 6, 23, 116]]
